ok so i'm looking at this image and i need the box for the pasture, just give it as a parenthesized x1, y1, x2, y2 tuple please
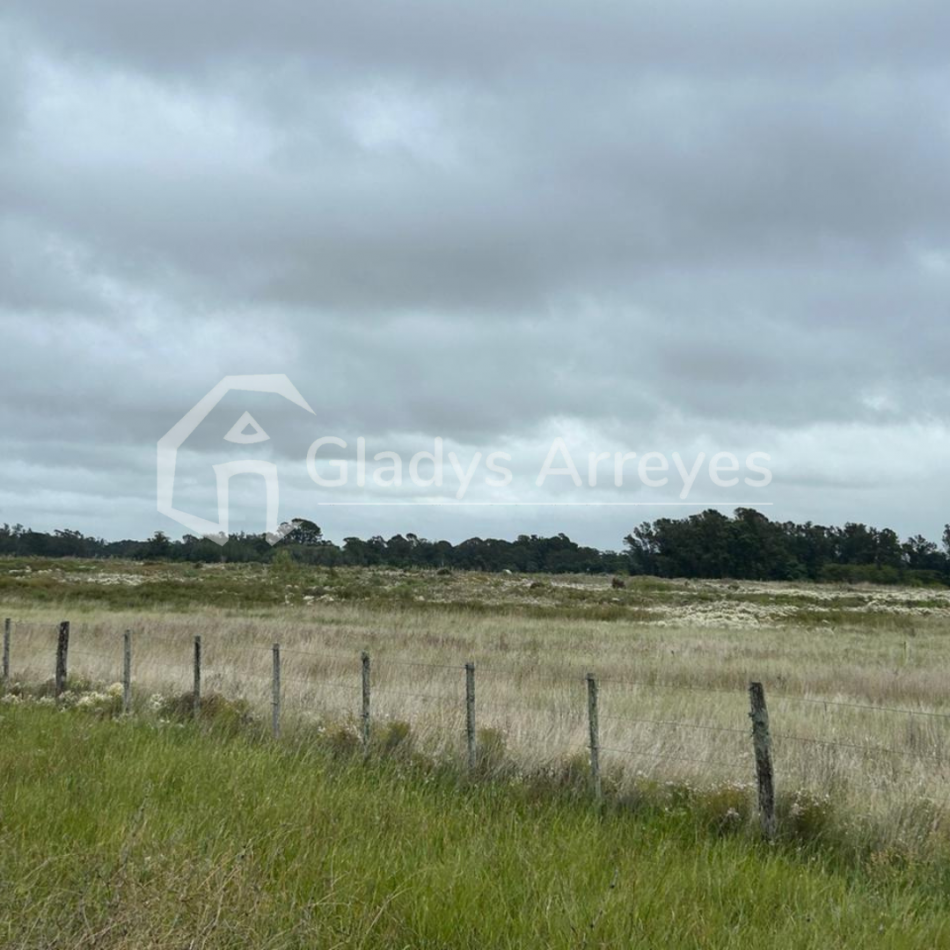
(4, 557, 950, 946)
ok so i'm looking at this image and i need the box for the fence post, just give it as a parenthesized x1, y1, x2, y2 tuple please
(749, 682, 776, 840)
(465, 662, 476, 770)
(122, 630, 132, 715)
(193, 635, 202, 719)
(55, 621, 70, 697)
(361, 651, 371, 752)
(2, 618, 10, 683)
(587, 673, 602, 803)
(272, 644, 281, 740)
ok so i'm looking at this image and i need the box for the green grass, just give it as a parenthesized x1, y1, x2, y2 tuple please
(3, 706, 950, 948)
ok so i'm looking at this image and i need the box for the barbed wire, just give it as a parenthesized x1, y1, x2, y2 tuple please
(599, 714, 749, 737)
(201, 655, 269, 671)
(129, 632, 195, 646)
(373, 688, 460, 703)
(382, 658, 465, 672)
(772, 731, 949, 763)
(599, 677, 742, 697)
(478, 698, 587, 720)
(12, 621, 950, 783)
(281, 675, 360, 693)
(210, 668, 358, 693)
(477, 666, 745, 697)
(475, 666, 586, 686)
(280, 646, 360, 663)
(772, 694, 950, 722)
(280, 696, 358, 712)
(600, 744, 750, 770)
(203, 668, 267, 685)
(67, 649, 118, 661)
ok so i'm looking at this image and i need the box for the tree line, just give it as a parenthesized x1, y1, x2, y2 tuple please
(0, 521, 626, 574)
(626, 508, 950, 585)
(2, 509, 949, 584)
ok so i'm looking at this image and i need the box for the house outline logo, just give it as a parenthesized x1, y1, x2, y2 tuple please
(157, 375, 315, 546)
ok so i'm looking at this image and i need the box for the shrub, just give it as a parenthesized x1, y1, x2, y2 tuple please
(525, 752, 593, 799)
(690, 783, 753, 835)
(71, 683, 125, 718)
(778, 788, 836, 843)
(324, 723, 361, 758)
(375, 719, 413, 757)
(269, 549, 297, 576)
(152, 690, 255, 734)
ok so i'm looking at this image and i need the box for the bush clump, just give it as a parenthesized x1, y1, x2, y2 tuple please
(151, 690, 255, 734)
(375, 719, 413, 757)
(324, 723, 362, 758)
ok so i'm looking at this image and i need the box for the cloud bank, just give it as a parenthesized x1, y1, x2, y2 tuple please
(1, 1, 948, 547)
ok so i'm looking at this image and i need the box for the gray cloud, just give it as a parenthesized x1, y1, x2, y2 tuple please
(1, 1, 949, 547)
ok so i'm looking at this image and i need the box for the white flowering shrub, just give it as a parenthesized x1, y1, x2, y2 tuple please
(0, 682, 123, 717)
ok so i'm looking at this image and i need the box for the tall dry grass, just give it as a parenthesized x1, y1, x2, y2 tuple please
(6, 597, 950, 854)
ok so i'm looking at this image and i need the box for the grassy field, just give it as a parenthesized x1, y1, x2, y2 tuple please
(3, 703, 950, 949)
(4, 556, 950, 946)
(4, 555, 950, 623)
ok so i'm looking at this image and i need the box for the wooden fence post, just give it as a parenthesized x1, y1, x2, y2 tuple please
(193, 635, 202, 719)
(122, 630, 132, 715)
(2, 618, 10, 683)
(55, 621, 70, 697)
(272, 644, 281, 740)
(465, 662, 476, 770)
(749, 682, 776, 840)
(587, 673, 602, 803)
(361, 651, 371, 752)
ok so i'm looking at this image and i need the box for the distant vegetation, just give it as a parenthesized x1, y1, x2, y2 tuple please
(2, 508, 950, 584)
(627, 508, 950, 585)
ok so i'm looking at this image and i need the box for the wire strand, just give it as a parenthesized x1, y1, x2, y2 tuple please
(773, 694, 950, 722)
(772, 731, 949, 763)
(600, 714, 749, 736)
(600, 745, 750, 769)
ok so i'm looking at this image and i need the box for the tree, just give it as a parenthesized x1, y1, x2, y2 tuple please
(145, 530, 171, 560)
(903, 535, 939, 570)
(286, 519, 323, 546)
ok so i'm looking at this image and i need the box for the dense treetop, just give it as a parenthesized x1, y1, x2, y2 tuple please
(2, 511, 949, 585)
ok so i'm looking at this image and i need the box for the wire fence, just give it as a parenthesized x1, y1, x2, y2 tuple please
(5, 618, 950, 835)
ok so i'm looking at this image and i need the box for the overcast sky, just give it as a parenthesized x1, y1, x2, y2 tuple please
(1, 1, 949, 550)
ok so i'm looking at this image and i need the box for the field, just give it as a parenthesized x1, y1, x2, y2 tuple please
(5, 705, 950, 949)
(4, 557, 950, 946)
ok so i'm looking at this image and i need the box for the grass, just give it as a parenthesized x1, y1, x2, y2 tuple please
(3, 703, 950, 949)
(7, 557, 950, 944)
(6, 558, 950, 863)
(4, 556, 949, 627)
